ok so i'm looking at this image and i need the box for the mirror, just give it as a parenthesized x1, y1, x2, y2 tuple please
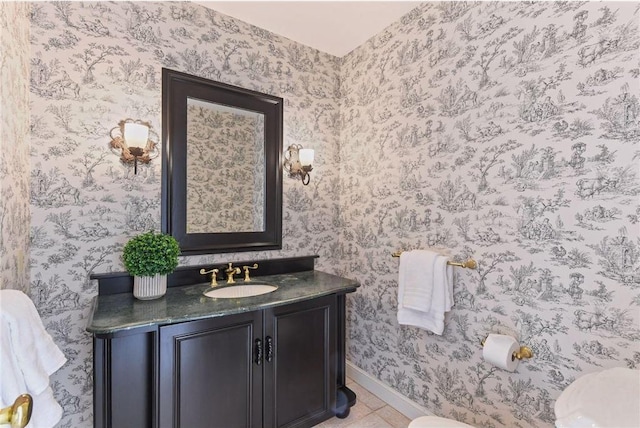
(162, 68, 283, 255)
(186, 99, 265, 233)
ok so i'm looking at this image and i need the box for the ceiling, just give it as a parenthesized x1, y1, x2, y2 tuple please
(194, 1, 421, 57)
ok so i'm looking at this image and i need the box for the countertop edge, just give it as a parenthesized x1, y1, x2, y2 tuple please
(87, 271, 359, 336)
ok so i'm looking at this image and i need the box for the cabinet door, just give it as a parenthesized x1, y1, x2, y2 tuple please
(94, 326, 158, 428)
(264, 295, 337, 428)
(159, 311, 263, 428)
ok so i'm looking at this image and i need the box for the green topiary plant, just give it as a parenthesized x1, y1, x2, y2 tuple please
(122, 231, 180, 277)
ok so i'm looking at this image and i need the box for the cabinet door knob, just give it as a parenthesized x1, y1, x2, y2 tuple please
(265, 336, 273, 363)
(255, 338, 263, 365)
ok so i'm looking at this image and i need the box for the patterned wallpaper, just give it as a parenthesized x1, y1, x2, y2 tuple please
(0, 2, 30, 293)
(339, 2, 639, 427)
(186, 103, 265, 233)
(6, 1, 638, 427)
(28, 2, 339, 426)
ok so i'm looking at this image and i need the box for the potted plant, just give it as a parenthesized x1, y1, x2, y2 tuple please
(123, 231, 180, 300)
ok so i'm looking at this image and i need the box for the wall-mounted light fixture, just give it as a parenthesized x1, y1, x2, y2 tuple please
(283, 144, 314, 185)
(109, 119, 159, 174)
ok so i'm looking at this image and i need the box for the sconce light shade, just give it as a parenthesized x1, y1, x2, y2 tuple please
(283, 144, 314, 185)
(298, 148, 314, 168)
(123, 122, 149, 148)
(109, 119, 159, 174)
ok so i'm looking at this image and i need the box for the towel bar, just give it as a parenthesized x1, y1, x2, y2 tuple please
(391, 252, 477, 269)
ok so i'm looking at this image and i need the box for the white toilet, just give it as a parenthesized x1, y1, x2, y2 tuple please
(554, 367, 639, 428)
(409, 367, 640, 428)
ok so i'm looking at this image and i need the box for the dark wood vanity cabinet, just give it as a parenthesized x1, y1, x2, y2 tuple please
(159, 295, 336, 428)
(264, 296, 336, 428)
(94, 325, 158, 428)
(159, 310, 264, 428)
(94, 295, 338, 428)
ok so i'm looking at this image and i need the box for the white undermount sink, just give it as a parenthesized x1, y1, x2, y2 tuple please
(203, 283, 278, 299)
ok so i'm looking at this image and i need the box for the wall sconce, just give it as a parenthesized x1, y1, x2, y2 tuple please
(283, 144, 314, 185)
(109, 119, 159, 174)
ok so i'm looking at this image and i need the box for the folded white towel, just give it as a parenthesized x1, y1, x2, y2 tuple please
(398, 252, 454, 335)
(399, 250, 438, 311)
(0, 289, 66, 428)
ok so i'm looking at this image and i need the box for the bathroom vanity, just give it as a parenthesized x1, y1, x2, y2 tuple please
(88, 256, 358, 428)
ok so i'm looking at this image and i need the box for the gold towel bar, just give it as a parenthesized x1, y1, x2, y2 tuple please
(391, 252, 477, 269)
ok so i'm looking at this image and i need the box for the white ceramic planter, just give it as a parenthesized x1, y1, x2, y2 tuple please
(133, 274, 167, 300)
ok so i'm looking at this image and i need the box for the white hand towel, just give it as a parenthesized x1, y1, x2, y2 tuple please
(398, 253, 454, 335)
(0, 290, 66, 428)
(0, 322, 63, 428)
(27, 386, 64, 428)
(398, 250, 438, 311)
(0, 290, 67, 393)
(1, 318, 25, 408)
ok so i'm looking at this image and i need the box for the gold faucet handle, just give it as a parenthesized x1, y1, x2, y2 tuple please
(0, 394, 32, 428)
(242, 263, 259, 281)
(199, 268, 219, 287)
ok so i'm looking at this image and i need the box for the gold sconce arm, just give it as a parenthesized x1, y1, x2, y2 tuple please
(0, 394, 32, 428)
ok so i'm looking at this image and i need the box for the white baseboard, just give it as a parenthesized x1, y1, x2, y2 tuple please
(346, 361, 432, 420)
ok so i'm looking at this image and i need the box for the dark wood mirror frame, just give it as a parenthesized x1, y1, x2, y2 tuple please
(161, 68, 283, 255)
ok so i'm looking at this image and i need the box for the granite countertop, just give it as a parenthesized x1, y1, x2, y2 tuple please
(87, 270, 359, 335)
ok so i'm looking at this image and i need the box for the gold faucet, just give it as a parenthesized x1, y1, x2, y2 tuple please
(242, 263, 258, 281)
(225, 263, 241, 284)
(199, 268, 219, 287)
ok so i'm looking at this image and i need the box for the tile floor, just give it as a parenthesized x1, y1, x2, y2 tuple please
(315, 378, 412, 428)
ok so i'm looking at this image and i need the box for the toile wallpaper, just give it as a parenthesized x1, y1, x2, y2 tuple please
(27, 2, 339, 426)
(186, 103, 265, 233)
(338, 2, 639, 427)
(0, 2, 31, 293)
(1, 0, 636, 427)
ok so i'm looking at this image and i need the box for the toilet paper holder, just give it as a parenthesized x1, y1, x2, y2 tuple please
(481, 336, 533, 361)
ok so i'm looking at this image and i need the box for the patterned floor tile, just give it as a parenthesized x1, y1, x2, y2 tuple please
(316, 379, 412, 428)
(375, 405, 412, 428)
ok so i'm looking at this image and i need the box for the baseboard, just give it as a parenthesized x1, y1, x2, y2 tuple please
(346, 361, 432, 420)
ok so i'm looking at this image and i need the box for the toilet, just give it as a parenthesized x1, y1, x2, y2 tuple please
(409, 368, 640, 428)
(554, 367, 639, 428)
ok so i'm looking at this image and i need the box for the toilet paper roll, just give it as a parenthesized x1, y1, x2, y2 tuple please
(483, 333, 520, 372)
